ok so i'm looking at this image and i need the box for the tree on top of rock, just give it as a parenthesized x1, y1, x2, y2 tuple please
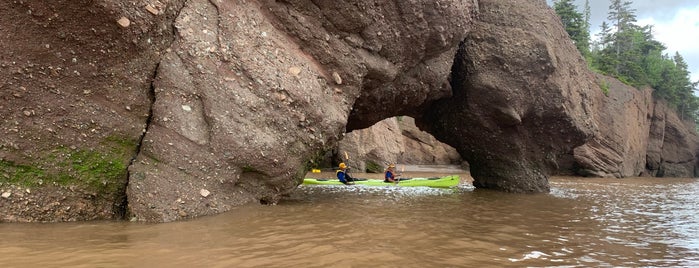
(667, 53, 699, 121)
(606, 0, 637, 77)
(553, 0, 591, 59)
(589, 0, 699, 123)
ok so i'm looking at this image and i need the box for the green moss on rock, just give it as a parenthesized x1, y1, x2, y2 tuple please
(0, 136, 137, 195)
(0, 160, 47, 186)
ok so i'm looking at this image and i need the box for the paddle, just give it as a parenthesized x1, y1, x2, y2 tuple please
(343, 151, 355, 185)
(395, 164, 405, 185)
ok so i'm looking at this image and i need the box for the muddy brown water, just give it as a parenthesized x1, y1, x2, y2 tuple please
(1, 168, 698, 267)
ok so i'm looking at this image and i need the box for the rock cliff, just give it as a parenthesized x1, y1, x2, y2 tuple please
(645, 102, 699, 177)
(1, 0, 475, 222)
(420, 0, 598, 192)
(125, 0, 474, 222)
(1, 0, 697, 223)
(570, 75, 699, 178)
(337, 117, 461, 173)
(571, 75, 653, 178)
(1, 0, 185, 221)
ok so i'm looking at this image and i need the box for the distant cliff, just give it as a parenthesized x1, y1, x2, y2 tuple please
(569, 75, 699, 178)
(337, 117, 462, 173)
(1, 0, 696, 223)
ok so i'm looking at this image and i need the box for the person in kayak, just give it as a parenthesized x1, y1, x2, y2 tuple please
(336, 162, 355, 185)
(384, 164, 400, 183)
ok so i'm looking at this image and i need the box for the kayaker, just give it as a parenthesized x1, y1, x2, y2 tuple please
(384, 164, 400, 183)
(336, 162, 355, 185)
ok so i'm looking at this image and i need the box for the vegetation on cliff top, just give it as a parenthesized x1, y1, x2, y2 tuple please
(553, 0, 699, 122)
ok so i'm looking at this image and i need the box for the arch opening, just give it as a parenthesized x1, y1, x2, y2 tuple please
(304, 116, 468, 183)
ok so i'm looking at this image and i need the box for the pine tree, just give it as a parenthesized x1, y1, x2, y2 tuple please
(553, 0, 590, 57)
(641, 30, 668, 89)
(670, 53, 698, 120)
(564, 0, 699, 123)
(607, 0, 637, 76)
(608, 0, 637, 33)
(591, 21, 616, 75)
(581, 0, 592, 58)
(583, 0, 591, 30)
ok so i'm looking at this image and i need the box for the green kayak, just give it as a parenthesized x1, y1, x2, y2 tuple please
(302, 175, 460, 188)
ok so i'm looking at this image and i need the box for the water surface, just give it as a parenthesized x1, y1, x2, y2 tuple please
(1, 175, 698, 267)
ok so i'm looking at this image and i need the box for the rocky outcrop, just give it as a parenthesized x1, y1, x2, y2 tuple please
(645, 102, 699, 177)
(572, 75, 654, 178)
(2, 0, 698, 223)
(337, 117, 461, 173)
(125, 0, 474, 222)
(558, 73, 699, 178)
(420, 0, 597, 193)
(1, 0, 186, 221)
(337, 118, 403, 173)
(1, 0, 475, 222)
(399, 117, 462, 165)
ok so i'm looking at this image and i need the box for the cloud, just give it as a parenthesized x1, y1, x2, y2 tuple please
(638, 5, 699, 82)
(639, 7, 699, 54)
(634, 0, 698, 21)
(549, 0, 699, 82)
(581, 0, 698, 29)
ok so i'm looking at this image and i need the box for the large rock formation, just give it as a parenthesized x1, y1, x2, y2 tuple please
(125, 0, 475, 222)
(1, 0, 476, 222)
(2, 0, 698, 223)
(399, 117, 462, 165)
(337, 117, 461, 173)
(645, 102, 699, 177)
(0, 0, 186, 221)
(571, 74, 699, 178)
(572, 75, 654, 178)
(420, 0, 597, 193)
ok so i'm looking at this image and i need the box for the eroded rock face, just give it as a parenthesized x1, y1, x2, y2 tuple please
(558, 73, 699, 179)
(399, 117, 462, 165)
(420, 0, 597, 193)
(1, 0, 475, 222)
(338, 118, 404, 173)
(0, 0, 185, 221)
(645, 102, 699, 177)
(572, 75, 654, 178)
(261, 0, 476, 131)
(337, 117, 461, 173)
(126, 0, 475, 222)
(3, 0, 697, 223)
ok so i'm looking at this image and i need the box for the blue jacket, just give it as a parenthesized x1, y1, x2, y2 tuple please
(337, 170, 348, 183)
(385, 170, 395, 182)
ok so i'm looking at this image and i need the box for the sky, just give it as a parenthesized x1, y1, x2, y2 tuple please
(547, 0, 699, 82)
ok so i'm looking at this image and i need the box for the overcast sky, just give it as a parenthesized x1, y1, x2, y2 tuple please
(547, 0, 699, 82)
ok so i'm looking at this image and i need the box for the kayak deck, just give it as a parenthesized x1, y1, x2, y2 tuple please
(302, 175, 460, 188)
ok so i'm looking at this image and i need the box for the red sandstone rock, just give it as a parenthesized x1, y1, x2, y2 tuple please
(1, 0, 697, 223)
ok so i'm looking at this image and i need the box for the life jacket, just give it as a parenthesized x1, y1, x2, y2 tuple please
(384, 170, 394, 182)
(336, 169, 346, 182)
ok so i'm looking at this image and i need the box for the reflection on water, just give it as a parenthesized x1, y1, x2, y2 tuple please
(1, 176, 698, 267)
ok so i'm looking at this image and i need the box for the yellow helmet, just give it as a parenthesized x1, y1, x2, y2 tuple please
(388, 163, 395, 168)
(339, 162, 347, 169)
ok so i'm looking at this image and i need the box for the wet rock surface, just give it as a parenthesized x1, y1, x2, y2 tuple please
(1, 0, 475, 222)
(645, 102, 699, 177)
(570, 75, 654, 178)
